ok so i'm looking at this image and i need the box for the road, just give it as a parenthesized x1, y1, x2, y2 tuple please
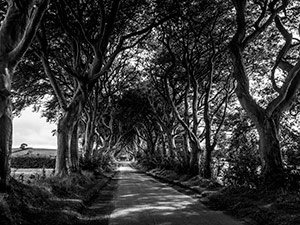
(109, 163, 246, 225)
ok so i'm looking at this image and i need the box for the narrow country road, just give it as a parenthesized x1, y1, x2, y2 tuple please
(109, 163, 246, 225)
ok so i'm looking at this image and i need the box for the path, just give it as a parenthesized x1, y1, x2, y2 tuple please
(109, 163, 246, 225)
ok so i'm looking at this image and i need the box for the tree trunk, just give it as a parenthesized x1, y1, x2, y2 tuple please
(183, 133, 190, 168)
(56, 112, 71, 176)
(166, 130, 175, 159)
(69, 122, 79, 173)
(161, 135, 167, 157)
(189, 141, 200, 175)
(84, 135, 94, 161)
(0, 0, 49, 192)
(0, 91, 12, 192)
(228, 0, 291, 185)
(257, 116, 284, 181)
(56, 90, 84, 176)
(83, 112, 96, 162)
(201, 146, 213, 179)
(146, 138, 154, 157)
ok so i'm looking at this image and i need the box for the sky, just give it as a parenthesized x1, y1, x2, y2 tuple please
(13, 107, 57, 149)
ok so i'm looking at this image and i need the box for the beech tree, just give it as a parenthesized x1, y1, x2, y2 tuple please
(146, 0, 234, 177)
(26, 0, 178, 176)
(82, 50, 141, 161)
(113, 87, 165, 164)
(229, 0, 300, 181)
(0, 0, 49, 191)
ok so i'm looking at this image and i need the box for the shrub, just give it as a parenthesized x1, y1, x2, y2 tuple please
(11, 156, 55, 168)
(222, 117, 261, 188)
(79, 153, 115, 173)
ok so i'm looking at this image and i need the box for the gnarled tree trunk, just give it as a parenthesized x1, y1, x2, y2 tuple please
(69, 122, 79, 173)
(0, 69, 12, 191)
(56, 89, 85, 176)
(56, 112, 70, 176)
(189, 141, 200, 175)
(166, 130, 175, 159)
(229, 0, 290, 183)
(0, 0, 49, 191)
(256, 116, 283, 181)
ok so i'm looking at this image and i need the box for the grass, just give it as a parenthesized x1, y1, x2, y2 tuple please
(12, 148, 57, 158)
(0, 170, 114, 225)
(137, 163, 300, 225)
(207, 186, 300, 225)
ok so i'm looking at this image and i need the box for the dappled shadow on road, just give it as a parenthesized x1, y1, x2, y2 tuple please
(110, 166, 244, 225)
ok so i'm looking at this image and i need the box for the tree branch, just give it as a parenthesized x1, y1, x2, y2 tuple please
(9, 0, 49, 64)
(40, 55, 68, 110)
(270, 15, 292, 93)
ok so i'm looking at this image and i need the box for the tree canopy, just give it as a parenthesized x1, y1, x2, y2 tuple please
(1, 0, 300, 191)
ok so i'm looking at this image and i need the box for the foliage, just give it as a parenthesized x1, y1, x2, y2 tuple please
(0, 171, 111, 225)
(5, 0, 300, 195)
(113, 88, 155, 146)
(11, 157, 55, 169)
(280, 114, 300, 169)
(208, 186, 300, 225)
(222, 116, 261, 188)
(79, 153, 115, 173)
(39, 171, 95, 198)
(20, 143, 28, 150)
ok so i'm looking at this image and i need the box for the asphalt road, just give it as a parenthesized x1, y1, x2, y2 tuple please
(109, 163, 246, 225)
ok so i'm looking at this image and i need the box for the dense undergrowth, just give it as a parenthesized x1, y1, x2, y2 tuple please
(207, 186, 300, 225)
(0, 169, 115, 225)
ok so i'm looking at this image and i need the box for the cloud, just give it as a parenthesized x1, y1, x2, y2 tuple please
(13, 107, 57, 149)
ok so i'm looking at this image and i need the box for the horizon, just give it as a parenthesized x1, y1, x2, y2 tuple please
(13, 107, 57, 149)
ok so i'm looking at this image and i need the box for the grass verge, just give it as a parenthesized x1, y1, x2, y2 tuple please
(136, 164, 300, 225)
(0, 170, 115, 225)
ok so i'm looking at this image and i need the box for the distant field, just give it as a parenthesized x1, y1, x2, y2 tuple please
(10, 148, 56, 182)
(12, 148, 57, 158)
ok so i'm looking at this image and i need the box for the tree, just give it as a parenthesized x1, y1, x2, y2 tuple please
(20, 143, 28, 150)
(146, 0, 233, 177)
(0, 0, 49, 192)
(229, 0, 300, 182)
(28, 0, 178, 176)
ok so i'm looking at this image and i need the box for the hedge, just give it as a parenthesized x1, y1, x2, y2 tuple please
(11, 156, 55, 168)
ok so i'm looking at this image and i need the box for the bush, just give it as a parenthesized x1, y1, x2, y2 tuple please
(222, 117, 261, 188)
(79, 153, 115, 173)
(39, 172, 94, 198)
(223, 147, 261, 187)
(11, 156, 55, 168)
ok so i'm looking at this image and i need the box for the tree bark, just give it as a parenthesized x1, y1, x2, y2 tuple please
(55, 89, 85, 176)
(201, 146, 213, 179)
(161, 135, 167, 157)
(189, 141, 200, 175)
(257, 116, 283, 181)
(69, 122, 79, 173)
(166, 130, 175, 159)
(229, 0, 287, 182)
(56, 113, 70, 176)
(182, 133, 190, 167)
(83, 108, 97, 162)
(0, 89, 12, 191)
(0, 0, 49, 191)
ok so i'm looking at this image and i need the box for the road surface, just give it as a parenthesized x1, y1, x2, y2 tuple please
(109, 163, 246, 225)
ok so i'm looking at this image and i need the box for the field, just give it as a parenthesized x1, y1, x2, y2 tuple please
(11, 148, 57, 183)
(12, 148, 57, 158)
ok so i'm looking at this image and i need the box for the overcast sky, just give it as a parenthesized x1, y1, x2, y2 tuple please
(13, 107, 57, 149)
